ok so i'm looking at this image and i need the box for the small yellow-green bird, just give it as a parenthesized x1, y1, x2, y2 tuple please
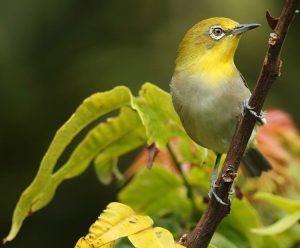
(170, 17, 271, 204)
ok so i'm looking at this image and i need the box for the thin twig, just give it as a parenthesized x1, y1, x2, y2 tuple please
(166, 144, 197, 212)
(185, 0, 299, 247)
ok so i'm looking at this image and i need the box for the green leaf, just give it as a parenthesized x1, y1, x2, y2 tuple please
(260, 236, 283, 248)
(94, 158, 120, 185)
(132, 83, 186, 149)
(94, 121, 146, 185)
(186, 166, 211, 191)
(254, 192, 300, 213)
(251, 211, 300, 235)
(211, 233, 238, 248)
(35, 107, 143, 210)
(5, 86, 133, 242)
(115, 238, 134, 248)
(118, 166, 192, 220)
(186, 150, 219, 185)
(176, 137, 208, 165)
(219, 199, 263, 248)
(6, 83, 208, 243)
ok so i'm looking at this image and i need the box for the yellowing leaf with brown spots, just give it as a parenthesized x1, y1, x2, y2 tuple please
(75, 237, 114, 248)
(128, 227, 176, 248)
(74, 202, 153, 248)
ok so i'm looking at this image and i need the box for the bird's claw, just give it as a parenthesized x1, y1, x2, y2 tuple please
(208, 180, 231, 206)
(243, 100, 266, 125)
(229, 185, 235, 195)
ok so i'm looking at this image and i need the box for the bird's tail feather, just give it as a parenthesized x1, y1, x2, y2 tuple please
(242, 148, 272, 177)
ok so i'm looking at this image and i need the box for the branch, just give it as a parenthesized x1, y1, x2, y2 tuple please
(185, 1, 299, 247)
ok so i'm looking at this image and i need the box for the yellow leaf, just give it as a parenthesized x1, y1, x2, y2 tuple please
(93, 215, 153, 247)
(74, 237, 114, 248)
(74, 202, 153, 248)
(128, 227, 176, 248)
(153, 227, 176, 248)
(75, 237, 91, 248)
(87, 202, 135, 240)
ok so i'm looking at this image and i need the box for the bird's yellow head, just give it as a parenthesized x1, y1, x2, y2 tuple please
(175, 17, 260, 80)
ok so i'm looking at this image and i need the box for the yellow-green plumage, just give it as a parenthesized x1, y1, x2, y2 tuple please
(170, 17, 271, 177)
(171, 17, 251, 153)
(175, 18, 240, 80)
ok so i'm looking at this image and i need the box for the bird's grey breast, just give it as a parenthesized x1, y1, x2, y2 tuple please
(170, 72, 251, 153)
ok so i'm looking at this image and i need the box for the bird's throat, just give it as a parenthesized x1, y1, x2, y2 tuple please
(175, 35, 240, 86)
(175, 55, 238, 87)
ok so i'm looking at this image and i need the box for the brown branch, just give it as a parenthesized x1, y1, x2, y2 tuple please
(185, 1, 299, 247)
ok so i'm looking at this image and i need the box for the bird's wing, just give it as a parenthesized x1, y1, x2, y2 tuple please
(239, 71, 250, 89)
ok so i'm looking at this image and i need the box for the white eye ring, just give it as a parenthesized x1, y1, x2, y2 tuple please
(209, 26, 225, 40)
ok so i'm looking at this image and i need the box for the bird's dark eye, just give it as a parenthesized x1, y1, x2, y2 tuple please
(212, 27, 223, 36)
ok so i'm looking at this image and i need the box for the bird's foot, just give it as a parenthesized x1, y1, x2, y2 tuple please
(229, 185, 235, 195)
(243, 100, 266, 125)
(208, 180, 231, 206)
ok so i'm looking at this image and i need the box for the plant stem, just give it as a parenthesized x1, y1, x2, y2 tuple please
(166, 143, 197, 212)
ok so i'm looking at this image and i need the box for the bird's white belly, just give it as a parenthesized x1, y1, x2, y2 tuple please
(171, 73, 251, 153)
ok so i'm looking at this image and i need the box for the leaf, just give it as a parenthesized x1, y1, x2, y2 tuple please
(132, 83, 186, 149)
(6, 83, 206, 243)
(115, 237, 135, 248)
(94, 121, 146, 184)
(172, 137, 208, 165)
(93, 215, 153, 247)
(186, 166, 211, 191)
(5, 86, 133, 242)
(211, 233, 238, 248)
(64, 107, 142, 179)
(151, 216, 183, 240)
(95, 158, 121, 185)
(218, 199, 263, 248)
(74, 202, 153, 248)
(31, 107, 143, 213)
(118, 166, 192, 220)
(260, 236, 282, 248)
(74, 202, 185, 248)
(75, 237, 114, 248)
(251, 211, 300, 235)
(128, 227, 176, 248)
(254, 192, 300, 213)
(185, 150, 218, 195)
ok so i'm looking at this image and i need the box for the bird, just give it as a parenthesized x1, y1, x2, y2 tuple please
(170, 17, 272, 205)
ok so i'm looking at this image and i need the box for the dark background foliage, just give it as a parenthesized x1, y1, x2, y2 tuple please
(1, 1, 299, 247)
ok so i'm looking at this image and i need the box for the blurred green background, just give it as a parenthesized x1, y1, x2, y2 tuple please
(1, 0, 299, 247)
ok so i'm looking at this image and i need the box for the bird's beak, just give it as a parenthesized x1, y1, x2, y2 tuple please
(230, 23, 260, 35)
